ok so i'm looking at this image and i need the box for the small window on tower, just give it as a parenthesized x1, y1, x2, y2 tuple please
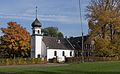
(38, 30, 40, 34)
(33, 30, 35, 34)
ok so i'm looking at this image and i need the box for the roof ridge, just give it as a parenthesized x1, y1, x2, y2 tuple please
(65, 38, 75, 49)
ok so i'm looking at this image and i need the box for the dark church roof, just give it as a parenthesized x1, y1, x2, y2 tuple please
(31, 18, 42, 27)
(68, 35, 91, 50)
(43, 36, 74, 50)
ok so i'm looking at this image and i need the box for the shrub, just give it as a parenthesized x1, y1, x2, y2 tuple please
(65, 56, 120, 63)
(0, 58, 47, 65)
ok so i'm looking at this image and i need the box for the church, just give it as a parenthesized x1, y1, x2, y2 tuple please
(30, 17, 75, 62)
(30, 7, 93, 62)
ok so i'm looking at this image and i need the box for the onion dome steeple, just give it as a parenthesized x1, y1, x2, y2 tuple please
(31, 6, 42, 28)
(32, 18, 42, 27)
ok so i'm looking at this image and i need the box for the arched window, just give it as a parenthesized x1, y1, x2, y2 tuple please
(38, 30, 40, 34)
(33, 30, 35, 34)
(70, 51, 72, 56)
(38, 54, 40, 58)
(62, 51, 65, 56)
(54, 51, 57, 56)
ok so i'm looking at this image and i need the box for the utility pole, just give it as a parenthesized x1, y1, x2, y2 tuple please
(79, 0, 84, 63)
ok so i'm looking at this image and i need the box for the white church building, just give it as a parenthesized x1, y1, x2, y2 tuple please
(30, 14, 75, 62)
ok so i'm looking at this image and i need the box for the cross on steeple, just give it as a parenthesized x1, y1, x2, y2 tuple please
(36, 6, 38, 18)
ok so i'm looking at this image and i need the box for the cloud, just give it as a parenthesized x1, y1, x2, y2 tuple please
(0, 0, 89, 25)
(41, 15, 80, 24)
(0, 12, 87, 25)
(0, 0, 89, 36)
(0, 12, 34, 20)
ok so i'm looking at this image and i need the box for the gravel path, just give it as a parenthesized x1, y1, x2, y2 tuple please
(0, 63, 68, 68)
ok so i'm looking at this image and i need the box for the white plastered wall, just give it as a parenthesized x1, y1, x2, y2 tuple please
(47, 49, 74, 62)
(35, 36, 42, 58)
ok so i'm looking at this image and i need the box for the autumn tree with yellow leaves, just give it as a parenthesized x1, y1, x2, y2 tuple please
(0, 22, 31, 58)
(86, 0, 120, 57)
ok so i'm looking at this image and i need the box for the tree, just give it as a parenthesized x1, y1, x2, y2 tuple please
(86, 0, 120, 57)
(0, 36, 8, 58)
(42, 27, 64, 38)
(0, 22, 31, 58)
(57, 32, 64, 38)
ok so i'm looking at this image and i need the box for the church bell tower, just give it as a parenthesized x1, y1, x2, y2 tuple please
(31, 6, 43, 58)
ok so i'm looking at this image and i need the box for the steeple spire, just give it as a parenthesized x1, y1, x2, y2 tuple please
(36, 6, 38, 18)
(31, 5, 42, 28)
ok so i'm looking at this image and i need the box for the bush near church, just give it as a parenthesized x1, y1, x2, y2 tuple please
(65, 56, 120, 63)
(0, 58, 47, 65)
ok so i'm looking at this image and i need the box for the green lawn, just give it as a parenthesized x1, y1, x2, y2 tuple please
(0, 61, 120, 74)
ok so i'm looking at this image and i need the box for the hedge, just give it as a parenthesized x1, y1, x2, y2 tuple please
(65, 56, 120, 63)
(0, 58, 47, 65)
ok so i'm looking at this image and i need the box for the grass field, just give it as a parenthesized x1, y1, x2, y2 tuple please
(0, 61, 120, 74)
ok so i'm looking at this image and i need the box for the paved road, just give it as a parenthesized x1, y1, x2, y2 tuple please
(0, 63, 68, 68)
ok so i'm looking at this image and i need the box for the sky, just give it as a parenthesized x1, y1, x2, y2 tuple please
(0, 0, 90, 37)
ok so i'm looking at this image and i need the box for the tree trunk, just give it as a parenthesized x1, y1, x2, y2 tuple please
(109, 24, 113, 41)
(101, 25, 106, 39)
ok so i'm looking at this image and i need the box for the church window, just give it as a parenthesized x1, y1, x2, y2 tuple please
(33, 30, 35, 34)
(54, 51, 57, 56)
(70, 51, 72, 56)
(62, 51, 65, 56)
(38, 54, 40, 58)
(38, 30, 40, 34)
